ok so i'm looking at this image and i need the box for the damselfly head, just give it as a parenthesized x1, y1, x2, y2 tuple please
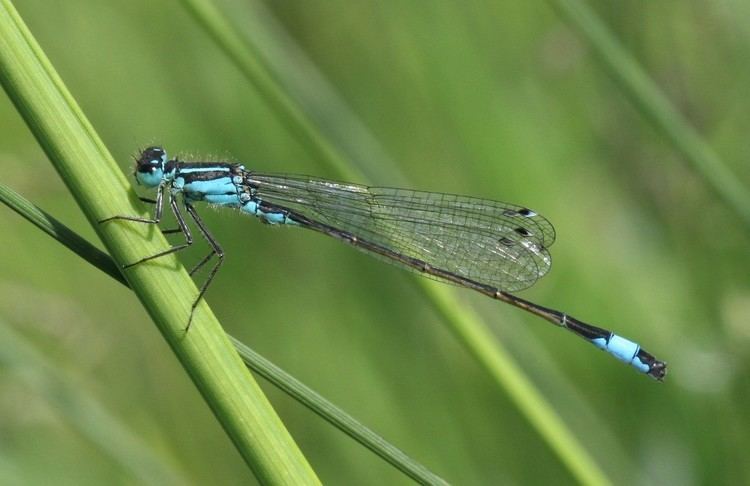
(134, 146, 167, 187)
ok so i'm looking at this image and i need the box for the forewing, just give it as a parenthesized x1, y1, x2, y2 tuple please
(247, 173, 554, 291)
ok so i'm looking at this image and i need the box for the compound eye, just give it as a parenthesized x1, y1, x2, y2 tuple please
(134, 147, 167, 187)
(145, 146, 166, 164)
(136, 146, 168, 173)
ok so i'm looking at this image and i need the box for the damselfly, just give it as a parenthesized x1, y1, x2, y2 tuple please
(101, 147, 667, 380)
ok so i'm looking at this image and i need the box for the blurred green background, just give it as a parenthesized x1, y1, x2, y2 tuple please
(1, 0, 749, 484)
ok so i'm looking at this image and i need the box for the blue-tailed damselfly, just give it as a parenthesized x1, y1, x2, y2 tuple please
(100, 147, 667, 380)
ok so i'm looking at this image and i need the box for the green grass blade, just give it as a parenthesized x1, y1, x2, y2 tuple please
(179, 1, 612, 485)
(549, 0, 750, 228)
(0, 1, 318, 483)
(0, 183, 128, 286)
(0, 184, 447, 485)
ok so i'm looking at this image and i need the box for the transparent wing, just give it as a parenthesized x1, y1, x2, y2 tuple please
(246, 173, 555, 291)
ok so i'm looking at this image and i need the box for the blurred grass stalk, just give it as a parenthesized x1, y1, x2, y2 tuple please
(550, 0, 750, 227)
(0, 1, 319, 483)
(181, 0, 613, 485)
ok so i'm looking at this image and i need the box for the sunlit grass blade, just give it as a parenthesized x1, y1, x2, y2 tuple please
(549, 0, 750, 228)
(0, 183, 448, 485)
(179, 1, 612, 485)
(0, 1, 318, 483)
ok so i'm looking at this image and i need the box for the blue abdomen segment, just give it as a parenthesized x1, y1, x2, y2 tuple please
(241, 199, 298, 225)
(592, 334, 651, 374)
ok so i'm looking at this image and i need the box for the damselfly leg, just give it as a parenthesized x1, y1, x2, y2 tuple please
(100, 187, 222, 329)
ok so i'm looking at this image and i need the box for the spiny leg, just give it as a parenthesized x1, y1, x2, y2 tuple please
(100, 188, 215, 330)
(99, 185, 191, 266)
(99, 185, 166, 225)
(188, 251, 216, 277)
(122, 192, 194, 269)
(183, 202, 224, 331)
(139, 196, 181, 234)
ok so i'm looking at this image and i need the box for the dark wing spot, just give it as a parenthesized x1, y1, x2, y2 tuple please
(498, 236, 515, 247)
(504, 208, 535, 218)
(514, 227, 532, 237)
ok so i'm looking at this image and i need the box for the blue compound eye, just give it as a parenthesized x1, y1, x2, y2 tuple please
(134, 146, 167, 187)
